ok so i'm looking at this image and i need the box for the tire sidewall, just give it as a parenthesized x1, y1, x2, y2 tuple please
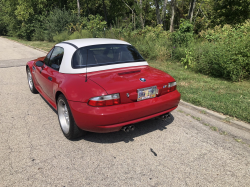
(26, 67, 38, 93)
(57, 95, 82, 140)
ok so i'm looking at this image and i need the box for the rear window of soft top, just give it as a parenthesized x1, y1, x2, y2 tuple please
(72, 44, 145, 69)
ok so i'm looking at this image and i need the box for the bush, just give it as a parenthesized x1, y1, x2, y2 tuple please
(171, 19, 194, 47)
(122, 25, 171, 61)
(69, 30, 92, 40)
(32, 15, 46, 41)
(182, 23, 250, 81)
(45, 8, 78, 41)
(83, 15, 107, 38)
(53, 31, 70, 43)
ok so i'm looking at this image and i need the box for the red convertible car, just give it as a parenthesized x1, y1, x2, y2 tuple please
(26, 38, 180, 140)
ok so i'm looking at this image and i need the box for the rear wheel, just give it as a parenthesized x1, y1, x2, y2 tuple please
(57, 94, 86, 140)
(26, 67, 38, 94)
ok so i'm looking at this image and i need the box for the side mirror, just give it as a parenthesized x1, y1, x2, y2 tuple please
(36, 61, 44, 67)
(51, 64, 60, 71)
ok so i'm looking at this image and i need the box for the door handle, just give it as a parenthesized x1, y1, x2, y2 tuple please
(48, 77, 52, 81)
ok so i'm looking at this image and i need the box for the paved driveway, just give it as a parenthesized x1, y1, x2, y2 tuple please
(0, 37, 250, 186)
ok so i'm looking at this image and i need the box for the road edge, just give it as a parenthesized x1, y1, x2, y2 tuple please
(179, 100, 250, 132)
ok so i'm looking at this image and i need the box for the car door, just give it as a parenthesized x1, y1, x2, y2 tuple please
(35, 47, 64, 101)
(34, 47, 54, 91)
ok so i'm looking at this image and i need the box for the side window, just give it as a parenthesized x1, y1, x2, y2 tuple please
(72, 48, 87, 68)
(44, 47, 54, 66)
(48, 47, 64, 70)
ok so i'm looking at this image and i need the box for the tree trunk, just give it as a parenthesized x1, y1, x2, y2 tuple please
(170, 0, 176, 32)
(122, 0, 136, 30)
(154, 0, 161, 25)
(102, 0, 108, 23)
(161, 0, 168, 30)
(140, 0, 144, 29)
(77, 0, 80, 18)
(188, 0, 196, 23)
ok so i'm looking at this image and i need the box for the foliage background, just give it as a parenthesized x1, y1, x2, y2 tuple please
(1, 0, 250, 82)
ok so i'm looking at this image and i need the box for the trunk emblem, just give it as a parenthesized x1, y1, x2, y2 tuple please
(126, 93, 130, 98)
(140, 78, 146, 82)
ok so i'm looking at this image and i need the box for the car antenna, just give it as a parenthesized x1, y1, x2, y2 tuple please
(85, 50, 88, 82)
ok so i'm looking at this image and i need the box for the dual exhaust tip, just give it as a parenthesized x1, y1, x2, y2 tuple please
(121, 113, 171, 132)
(156, 113, 171, 121)
(121, 125, 135, 133)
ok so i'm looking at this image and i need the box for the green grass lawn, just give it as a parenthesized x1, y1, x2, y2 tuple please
(7, 37, 250, 123)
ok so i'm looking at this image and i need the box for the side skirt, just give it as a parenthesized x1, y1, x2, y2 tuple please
(35, 84, 57, 110)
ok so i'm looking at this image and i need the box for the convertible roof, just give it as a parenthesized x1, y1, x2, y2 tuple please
(60, 38, 130, 49)
(56, 38, 148, 74)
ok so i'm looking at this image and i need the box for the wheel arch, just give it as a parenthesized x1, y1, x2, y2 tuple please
(26, 65, 31, 72)
(55, 91, 64, 105)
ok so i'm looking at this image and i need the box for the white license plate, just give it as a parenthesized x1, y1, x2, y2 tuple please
(137, 86, 157, 101)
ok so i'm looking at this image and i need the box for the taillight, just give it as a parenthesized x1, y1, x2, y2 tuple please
(88, 93, 120, 107)
(167, 82, 177, 92)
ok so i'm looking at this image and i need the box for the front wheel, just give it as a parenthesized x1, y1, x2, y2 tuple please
(26, 67, 38, 94)
(57, 94, 86, 140)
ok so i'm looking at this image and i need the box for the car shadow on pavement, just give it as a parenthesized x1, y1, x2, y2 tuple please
(76, 114, 174, 144)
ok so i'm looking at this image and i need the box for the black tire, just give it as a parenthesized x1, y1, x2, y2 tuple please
(26, 67, 38, 94)
(57, 94, 86, 140)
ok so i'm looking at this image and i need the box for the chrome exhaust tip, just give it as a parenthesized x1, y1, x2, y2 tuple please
(156, 113, 171, 121)
(129, 125, 135, 131)
(121, 125, 135, 132)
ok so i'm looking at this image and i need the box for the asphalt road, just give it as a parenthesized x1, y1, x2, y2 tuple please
(0, 37, 250, 187)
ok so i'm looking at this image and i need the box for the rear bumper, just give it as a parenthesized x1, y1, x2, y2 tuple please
(69, 90, 181, 133)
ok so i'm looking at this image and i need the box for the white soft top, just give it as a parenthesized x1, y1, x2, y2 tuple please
(62, 38, 130, 48)
(56, 38, 148, 74)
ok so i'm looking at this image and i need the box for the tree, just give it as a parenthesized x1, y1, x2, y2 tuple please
(187, 0, 196, 23)
(77, 0, 80, 18)
(154, 0, 161, 24)
(161, 0, 168, 29)
(139, 0, 144, 29)
(212, 0, 250, 26)
(102, 0, 108, 23)
(170, 0, 176, 32)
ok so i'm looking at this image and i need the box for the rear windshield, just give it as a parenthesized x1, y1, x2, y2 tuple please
(72, 44, 145, 69)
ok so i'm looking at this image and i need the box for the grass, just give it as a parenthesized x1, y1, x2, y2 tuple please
(6, 37, 250, 124)
(191, 116, 201, 121)
(210, 126, 218, 131)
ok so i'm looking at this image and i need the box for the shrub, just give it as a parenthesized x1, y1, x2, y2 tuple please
(171, 19, 194, 47)
(83, 15, 107, 38)
(69, 30, 92, 40)
(32, 15, 46, 41)
(178, 20, 250, 81)
(53, 31, 70, 43)
(45, 8, 78, 41)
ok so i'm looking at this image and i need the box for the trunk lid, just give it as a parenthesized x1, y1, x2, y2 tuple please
(88, 65, 175, 104)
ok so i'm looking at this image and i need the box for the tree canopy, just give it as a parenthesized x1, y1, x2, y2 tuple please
(1, 0, 250, 39)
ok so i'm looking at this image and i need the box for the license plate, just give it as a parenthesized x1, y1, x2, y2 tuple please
(137, 86, 157, 101)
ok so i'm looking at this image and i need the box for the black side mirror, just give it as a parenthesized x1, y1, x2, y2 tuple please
(36, 61, 44, 67)
(51, 64, 60, 71)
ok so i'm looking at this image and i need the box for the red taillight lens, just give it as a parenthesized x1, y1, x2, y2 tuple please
(88, 93, 120, 107)
(167, 82, 177, 93)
